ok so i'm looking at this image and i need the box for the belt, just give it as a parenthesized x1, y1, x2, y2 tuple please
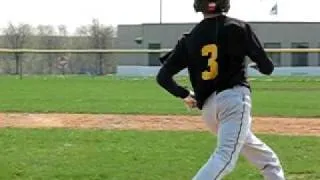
(216, 85, 242, 95)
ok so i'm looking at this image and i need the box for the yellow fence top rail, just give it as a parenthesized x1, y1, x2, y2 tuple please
(0, 48, 319, 54)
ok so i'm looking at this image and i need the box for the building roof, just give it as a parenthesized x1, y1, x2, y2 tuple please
(118, 21, 320, 27)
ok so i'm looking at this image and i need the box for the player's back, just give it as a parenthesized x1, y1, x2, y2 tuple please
(185, 15, 250, 109)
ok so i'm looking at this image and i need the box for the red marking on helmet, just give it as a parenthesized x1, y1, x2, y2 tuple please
(208, 2, 216, 12)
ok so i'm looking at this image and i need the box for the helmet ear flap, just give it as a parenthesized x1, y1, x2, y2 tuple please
(193, 0, 203, 12)
(216, 0, 230, 12)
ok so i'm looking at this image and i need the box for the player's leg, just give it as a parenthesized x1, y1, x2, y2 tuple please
(241, 131, 286, 180)
(193, 86, 252, 180)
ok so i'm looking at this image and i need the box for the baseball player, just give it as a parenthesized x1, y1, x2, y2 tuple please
(156, 0, 285, 179)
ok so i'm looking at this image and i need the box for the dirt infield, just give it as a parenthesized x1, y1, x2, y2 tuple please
(0, 113, 319, 136)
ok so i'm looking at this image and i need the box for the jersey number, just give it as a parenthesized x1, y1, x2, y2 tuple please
(201, 44, 218, 80)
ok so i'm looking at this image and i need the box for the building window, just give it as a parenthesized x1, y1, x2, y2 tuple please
(318, 43, 320, 66)
(291, 43, 309, 67)
(264, 43, 281, 67)
(148, 43, 161, 66)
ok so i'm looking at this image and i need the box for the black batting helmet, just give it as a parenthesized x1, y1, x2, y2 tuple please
(194, 0, 230, 13)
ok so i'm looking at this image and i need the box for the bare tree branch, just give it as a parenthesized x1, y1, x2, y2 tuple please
(2, 23, 33, 75)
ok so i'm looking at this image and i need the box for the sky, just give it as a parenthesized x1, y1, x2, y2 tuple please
(0, 0, 319, 33)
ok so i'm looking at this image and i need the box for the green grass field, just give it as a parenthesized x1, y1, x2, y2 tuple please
(0, 75, 320, 117)
(0, 75, 319, 179)
(0, 129, 319, 180)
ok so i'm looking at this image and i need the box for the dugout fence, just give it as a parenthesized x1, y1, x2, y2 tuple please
(0, 48, 319, 79)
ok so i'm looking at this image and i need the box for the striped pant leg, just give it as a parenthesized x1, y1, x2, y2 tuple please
(193, 88, 252, 180)
(241, 132, 286, 180)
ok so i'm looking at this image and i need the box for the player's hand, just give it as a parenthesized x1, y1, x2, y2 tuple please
(183, 90, 197, 111)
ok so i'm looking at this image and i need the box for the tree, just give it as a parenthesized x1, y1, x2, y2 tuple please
(75, 19, 115, 75)
(58, 25, 68, 36)
(36, 25, 69, 74)
(57, 25, 70, 74)
(36, 25, 56, 74)
(3, 23, 33, 75)
(73, 26, 91, 74)
(89, 19, 114, 75)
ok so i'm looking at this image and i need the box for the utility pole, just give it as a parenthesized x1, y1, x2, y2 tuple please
(160, 0, 163, 24)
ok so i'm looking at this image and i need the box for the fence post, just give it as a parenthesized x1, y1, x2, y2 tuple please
(19, 53, 23, 80)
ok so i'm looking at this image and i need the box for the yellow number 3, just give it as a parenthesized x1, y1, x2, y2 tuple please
(201, 44, 218, 80)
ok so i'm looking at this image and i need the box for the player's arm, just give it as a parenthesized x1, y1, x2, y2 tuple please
(159, 50, 172, 65)
(156, 36, 190, 99)
(244, 24, 274, 75)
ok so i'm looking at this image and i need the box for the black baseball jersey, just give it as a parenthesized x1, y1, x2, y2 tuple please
(156, 15, 274, 109)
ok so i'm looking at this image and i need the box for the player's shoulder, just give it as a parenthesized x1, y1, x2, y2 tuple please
(223, 16, 249, 31)
(174, 32, 190, 47)
(187, 18, 209, 37)
(221, 16, 254, 39)
(181, 32, 191, 40)
(190, 15, 250, 33)
(172, 31, 192, 50)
